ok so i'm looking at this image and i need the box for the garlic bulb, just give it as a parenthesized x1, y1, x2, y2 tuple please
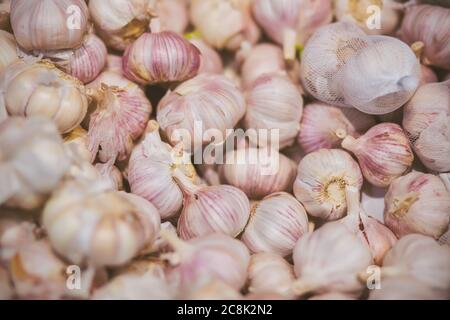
(0, 265, 13, 300)
(89, 0, 152, 51)
(128, 120, 200, 220)
(189, 38, 223, 75)
(244, 74, 304, 149)
(0, 216, 36, 262)
(162, 232, 250, 291)
(0, 60, 88, 133)
(240, 43, 286, 89)
(0, 30, 18, 73)
(95, 162, 124, 191)
(292, 223, 373, 297)
(0, 117, 70, 210)
(399, 5, 450, 70)
(384, 172, 450, 239)
(241, 192, 309, 257)
(190, 0, 260, 51)
(221, 148, 297, 199)
(247, 252, 295, 296)
(342, 123, 414, 188)
(403, 81, 450, 172)
(252, 0, 333, 60)
(42, 180, 161, 267)
(157, 73, 246, 152)
(86, 71, 152, 163)
(293, 149, 363, 220)
(175, 171, 250, 240)
(154, 0, 188, 34)
(298, 102, 376, 154)
(0, 0, 10, 31)
(380, 234, 450, 294)
(11, 0, 89, 52)
(181, 279, 243, 300)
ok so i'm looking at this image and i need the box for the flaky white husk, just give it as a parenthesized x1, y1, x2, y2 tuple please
(384, 172, 450, 239)
(247, 252, 296, 296)
(241, 192, 308, 257)
(0, 30, 18, 73)
(292, 223, 373, 297)
(244, 74, 304, 149)
(189, 38, 224, 75)
(0, 117, 70, 210)
(403, 81, 450, 172)
(293, 149, 363, 221)
(380, 234, 450, 295)
(42, 180, 161, 267)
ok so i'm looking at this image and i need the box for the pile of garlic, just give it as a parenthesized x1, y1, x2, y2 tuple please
(0, 0, 449, 301)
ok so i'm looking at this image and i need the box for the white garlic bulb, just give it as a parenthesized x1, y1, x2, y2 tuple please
(0, 30, 18, 73)
(292, 223, 373, 297)
(403, 81, 450, 173)
(241, 192, 309, 257)
(384, 172, 450, 239)
(0, 117, 70, 210)
(247, 252, 295, 296)
(293, 149, 363, 220)
(0, 60, 88, 133)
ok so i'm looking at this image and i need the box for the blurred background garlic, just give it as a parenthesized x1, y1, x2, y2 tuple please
(309, 292, 356, 300)
(241, 192, 309, 257)
(0, 117, 70, 210)
(181, 278, 243, 300)
(294, 149, 363, 221)
(189, 0, 260, 51)
(63, 127, 92, 163)
(0, 214, 37, 263)
(89, 0, 152, 51)
(384, 172, 450, 239)
(189, 38, 224, 75)
(153, 0, 188, 34)
(244, 74, 303, 149)
(86, 71, 152, 163)
(0, 265, 13, 299)
(298, 102, 376, 153)
(403, 81, 450, 172)
(415, 0, 450, 7)
(252, 0, 333, 60)
(0, 30, 18, 73)
(95, 162, 124, 191)
(0, 0, 10, 31)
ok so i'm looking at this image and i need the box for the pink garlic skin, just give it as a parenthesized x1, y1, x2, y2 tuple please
(342, 123, 414, 188)
(189, 38, 224, 74)
(105, 54, 124, 75)
(123, 31, 200, 85)
(155, 0, 189, 34)
(419, 64, 438, 85)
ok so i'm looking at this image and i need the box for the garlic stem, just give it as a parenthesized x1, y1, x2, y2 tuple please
(283, 28, 297, 61)
(411, 41, 425, 59)
(341, 135, 358, 152)
(335, 128, 348, 139)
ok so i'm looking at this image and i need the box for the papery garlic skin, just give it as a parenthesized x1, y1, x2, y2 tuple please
(0, 117, 70, 210)
(244, 74, 303, 149)
(342, 123, 414, 188)
(403, 81, 450, 172)
(95, 162, 124, 191)
(42, 180, 161, 267)
(247, 252, 295, 296)
(384, 172, 450, 239)
(0, 216, 36, 263)
(241, 192, 308, 257)
(11, 0, 89, 52)
(89, 0, 152, 51)
(399, 5, 450, 70)
(294, 149, 363, 220)
(189, 38, 224, 75)
(64, 127, 92, 163)
(154, 0, 188, 34)
(292, 223, 373, 296)
(419, 65, 438, 85)
(298, 102, 376, 154)
(86, 72, 152, 163)
(0, 30, 18, 73)
(105, 54, 124, 75)
(1, 61, 88, 133)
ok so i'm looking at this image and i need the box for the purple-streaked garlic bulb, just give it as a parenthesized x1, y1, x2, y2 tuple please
(403, 81, 450, 172)
(189, 0, 260, 51)
(341, 123, 414, 188)
(241, 192, 309, 257)
(252, 0, 333, 60)
(221, 147, 297, 199)
(123, 21, 200, 85)
(294, 149, 363, 221)
(189, 38, 223, 75)
(42, 180, 161, 267)
(0, 117, 71, 210)
(379, 234, 450, 295)
(11, 0, 89, 52)
(154, 0, 188, 34)
(244, 74, 304, 149)
(162, 232, 250, 291)
(89, 0, 152, 51)
(175, 171, 250, 240)
(292, 223, 373, 297)
(128, 120, 200, 220)
(0, 30, 18, 73)
(0, 0, 10, 31)
(384, 172, 450, 239)
(298, 102, 376, 154)
(86, 71, 152, 163)
(399, 5, 450, 70)
(247, 252, 296, 296)
(157, 73, 246, 153)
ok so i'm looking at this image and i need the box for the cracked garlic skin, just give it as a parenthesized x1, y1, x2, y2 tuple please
(384, 172, 450, 240)
(294, 149, 363, 221)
